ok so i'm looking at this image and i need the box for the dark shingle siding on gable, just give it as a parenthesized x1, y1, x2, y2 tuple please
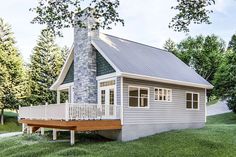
(62, 61, 74, 85)
(96, 50, 115, 76)
(61, 49, 115, 84)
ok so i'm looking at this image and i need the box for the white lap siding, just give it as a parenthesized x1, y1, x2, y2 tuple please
(123, 78, 206, 125)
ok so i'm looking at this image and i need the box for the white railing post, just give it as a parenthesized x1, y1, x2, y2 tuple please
(45, 102, 48, 120)
(65, 100, 69, 121)
(18, 105, 21, 120)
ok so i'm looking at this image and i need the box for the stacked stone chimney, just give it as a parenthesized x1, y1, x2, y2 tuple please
(73, 13, 99, 103)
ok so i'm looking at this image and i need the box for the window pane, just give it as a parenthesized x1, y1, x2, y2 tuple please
(140, 98, 148, 107)
(163, 89, 167, 100)
(186, 93, 192, 101)
(159, 89, 163, 100)
(193, 102, 198, 109)
(186, 101, 192, 109)
(129, 87, 138, 97)
(129, 97, 138, 107)
(101, 90, 105, 105)
(109, 89, 114, 105)
(140, 88, 148, 97)
(193, 94, 198, 101)
(100, 80, 115, 87)
(155, 88, 158, 94)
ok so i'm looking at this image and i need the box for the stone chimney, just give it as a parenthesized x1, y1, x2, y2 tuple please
(73, 12, 99, 103)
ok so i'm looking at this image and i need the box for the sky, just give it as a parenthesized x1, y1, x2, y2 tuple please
(0, 0, 236, 63)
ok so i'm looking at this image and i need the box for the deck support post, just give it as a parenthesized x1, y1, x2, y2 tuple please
(57, 90, 60, 104)
(26, 126, 30, 134)
(41, 127, 45, 135)
(70, 130, 75, 145)
(22, 123, 25, 133)
(28, 126, 32, 134)
(53, 129, 57, 140)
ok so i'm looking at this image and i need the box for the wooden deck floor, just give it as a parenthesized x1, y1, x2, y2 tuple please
(19, 119, 122, 131)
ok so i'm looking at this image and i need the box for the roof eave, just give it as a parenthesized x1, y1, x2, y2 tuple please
(118, 72, 214, 89)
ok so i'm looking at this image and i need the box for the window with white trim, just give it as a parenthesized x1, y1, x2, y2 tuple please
(129, 86, 149, 107)
(186, 92, 199, 109)
(154, 88, 172, 102)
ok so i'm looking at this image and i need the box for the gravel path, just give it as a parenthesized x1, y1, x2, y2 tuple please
(0, 132, 22, 138)
(207, 100, 231, 116)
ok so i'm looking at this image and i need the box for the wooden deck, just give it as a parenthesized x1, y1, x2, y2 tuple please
(19, 119, 122, 132)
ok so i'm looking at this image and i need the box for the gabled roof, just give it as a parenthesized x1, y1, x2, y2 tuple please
(50, 46, 74, 90)
(92, 33, 213, 89)
(51, 33, 213, 90)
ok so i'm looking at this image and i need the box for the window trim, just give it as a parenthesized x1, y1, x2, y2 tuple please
(154, 87, 172, 102)
(128, 85, 150, 109)
(185, 92, 200, 110)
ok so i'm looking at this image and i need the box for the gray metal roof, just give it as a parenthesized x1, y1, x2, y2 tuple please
(92, 33, 212, 88)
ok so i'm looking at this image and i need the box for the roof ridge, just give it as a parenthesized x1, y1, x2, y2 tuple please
(101, 33, 171, 53)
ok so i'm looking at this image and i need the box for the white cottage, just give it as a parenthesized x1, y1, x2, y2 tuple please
(19, 15, 213, 145)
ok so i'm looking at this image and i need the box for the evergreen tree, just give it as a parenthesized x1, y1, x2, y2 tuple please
(61, 46, 70, 61)
(29, 30, 64, 105)
(0, 18, 27, 124)
(163, 38, 178, 56)
(228, 34, 236, 52)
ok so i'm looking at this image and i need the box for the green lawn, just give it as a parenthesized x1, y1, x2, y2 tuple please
(0, 111, 21, 133)
(0, 112, 236, 157)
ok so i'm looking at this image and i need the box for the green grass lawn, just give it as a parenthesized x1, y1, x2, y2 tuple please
(0, 112, 236, 157)
(0, 111, 21, 133)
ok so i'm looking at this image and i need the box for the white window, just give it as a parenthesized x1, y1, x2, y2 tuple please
(154, 88, 172, 102)
(186, 92, 199, 109)
(129, 86, 149, 108)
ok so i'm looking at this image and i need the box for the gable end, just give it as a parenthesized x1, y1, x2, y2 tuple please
(96, 50, 115, 76)
(61, 61, 74, 85)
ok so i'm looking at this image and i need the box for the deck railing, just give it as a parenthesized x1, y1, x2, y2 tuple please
(19, 102, 120, 121)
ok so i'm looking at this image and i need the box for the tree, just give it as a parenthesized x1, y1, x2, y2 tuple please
(214, 34, 236, 113)
(30, 0, 124, 36)
(61, 46, 70, 61)
(0, 18, 27, 124)
(30, 0, 216, 36)
(29, 30, 64, 105)
(169, 0, 215, 32)
(227, 34, 236, 52)
(163, 38, 178, 55)
(176, 35, 225, 84)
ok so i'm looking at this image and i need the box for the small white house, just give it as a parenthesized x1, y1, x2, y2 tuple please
(19, 15, 213, 145)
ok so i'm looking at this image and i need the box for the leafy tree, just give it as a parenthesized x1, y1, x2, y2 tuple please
(30, 0, 216, 35)
(176, 35, 225, 83)
(163, 38, 178, 55)
(30, 0, 124, 36)
(169, 0, 215, 32)
(29, 30, 64, 105)
(0, 18, 27, 124)
(214, 34, 236, 113)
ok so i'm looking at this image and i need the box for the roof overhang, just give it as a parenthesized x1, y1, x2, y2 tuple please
(50, 45, 74, 91)
(118, 72, 214, 89)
